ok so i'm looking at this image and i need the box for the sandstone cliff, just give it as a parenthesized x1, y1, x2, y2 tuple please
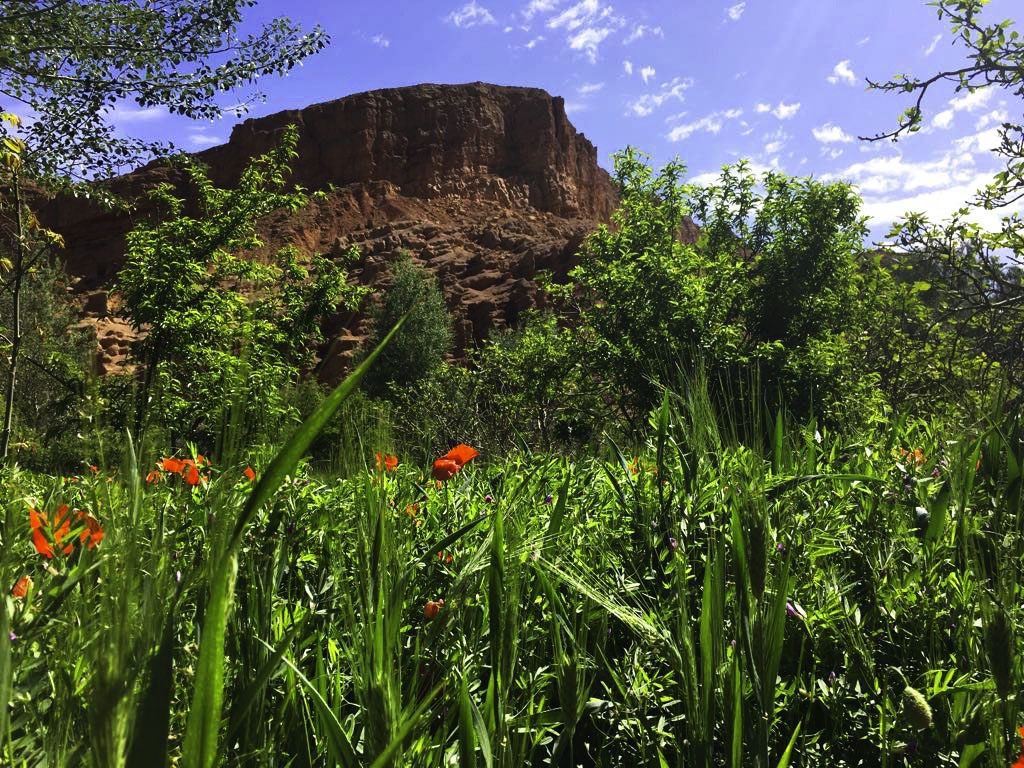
(45, 82, 619, 379)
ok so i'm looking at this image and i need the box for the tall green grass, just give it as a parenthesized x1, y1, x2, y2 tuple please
(0, 368, 1020, 766)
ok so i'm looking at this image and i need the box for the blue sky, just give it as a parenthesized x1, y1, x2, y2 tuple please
(111, 0, 1023, 243)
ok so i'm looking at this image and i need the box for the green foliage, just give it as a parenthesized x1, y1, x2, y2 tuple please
(2, 383, 1023, 766)
(864, 0, 1024, 413)
(0, 0, 327, 183)
(557, 149, 880, 427)
(358, 255, 452, 397)
(0, 254, 93, 469)
(115, 124, 364, 447)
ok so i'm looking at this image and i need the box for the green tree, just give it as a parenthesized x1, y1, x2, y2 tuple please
(116, 124, 364, 446)
(557, 149, 877, 426)
(358, 254, 452, 396)
(0, 0, 327, 183)
(0, 112, 70, 461)
(863, 0, 1024, 406)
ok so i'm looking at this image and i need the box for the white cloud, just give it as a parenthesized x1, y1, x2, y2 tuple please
(446, 1, 497, 28)
(827, 59, 856, 86)
(524, 35, 544, 48)
(949, 87, 993, 113)
(640, 66, 655, 84)
(772, 101, 800, 120)
(725, 2, 746, 21)
(623, 59, 633, 75)
(755, 101, 800, 119)
(923, 33, 942, 56)
(826, 148, 844, 159)
(812, 122, 854, 143)
(188, 133, 222, 148)
(623, 24, 663, 44)
(109, 104, 167, 122)
(932, 109, 955, 129)
(857, 36, 871, 45)
(929, 88, 995, 130)
(626, 76, 694, 117)
(568, 26, 612, 62)
(578, 82, 604, 94)
(975, 108, 1009, 131)
(763, 127, 789, 156)
(547, 0, 600, 30)
(523, 0, 561, 20)
(667, 108, 743, 141)
(370, 34, 390, 48)
(564, 101, 588, 115)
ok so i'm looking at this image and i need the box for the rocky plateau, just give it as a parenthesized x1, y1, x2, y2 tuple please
(43, 82, 623, 380)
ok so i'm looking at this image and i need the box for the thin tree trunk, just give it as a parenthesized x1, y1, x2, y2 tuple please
(1, 173, 25, 460)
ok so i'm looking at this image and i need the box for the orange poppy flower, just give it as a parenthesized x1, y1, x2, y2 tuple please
(423, 598, 445, 620)
(30, 505, 73, 559)
(431, 444, 478, 481)
(436, 550, 453, 563)
(182, 461, 201, 486)
(375, 453, 398, 472)
(161, 457, 187, 474)
(76, 510, 103, 549)
(12, 576, 31, 599)
(146, 469, 161, 484)
(1013, 726, 1024, 768)
(244, 466, 256, 482)
(432, 458, 459, 481)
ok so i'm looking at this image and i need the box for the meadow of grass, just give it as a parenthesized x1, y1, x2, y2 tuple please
(0, 363, 1021, 768)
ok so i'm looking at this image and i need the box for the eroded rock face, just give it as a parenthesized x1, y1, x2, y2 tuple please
(43, 82, 619, 381)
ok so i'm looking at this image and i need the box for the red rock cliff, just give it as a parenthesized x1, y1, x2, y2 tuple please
(44, 82, 619, 379)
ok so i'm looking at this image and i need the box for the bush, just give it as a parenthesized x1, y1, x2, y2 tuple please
(358, 254, 452, 397)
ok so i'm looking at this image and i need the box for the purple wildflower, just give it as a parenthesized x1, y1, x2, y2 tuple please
(668, 537, 679, 552)
(485, 494, 493, 503)
(8, 632, 15, 642)
(544, 494, 553, 505)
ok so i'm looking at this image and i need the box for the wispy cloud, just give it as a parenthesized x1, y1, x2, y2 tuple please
(627, 76, 694, 117)
(545, 0, 622, 63)
(522, 0, 561, 20)
(370, 34, 390, 48)
(725, 2, 746, 21)
(524, 35, 545, 48)
(623, 59, 633, 75)
(755, 101, 800, 120)
(623, 24, 663, 44)
(975, 108, 1008, 131)
(577, 82, 604, 94)
(930, 87, 995, 129)
(827, 60, 856, 86)
(923, 33, 942, 56)
(188, 133, 222, 148)
(109, 104, 167, 122)
(763, 127, 789, 156)
(857, 36, 871, 45)
(446, 1, 497, 29)
(568, 26, 612, 63)
(640, 66, 655, 84)
(667, 108, 743, 141)
(812, 122, 854, 143)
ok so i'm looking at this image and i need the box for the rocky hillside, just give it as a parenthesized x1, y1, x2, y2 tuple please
(44, 82, 619, 379)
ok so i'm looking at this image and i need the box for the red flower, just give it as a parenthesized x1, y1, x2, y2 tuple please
(146, 469, 161, 484)
(375, 453, 398, 472)
(88, 464, 99, 474)
(431, 444, 478, 481)
(161, 457, 186, 474)
(30, 505, 74, 559)
(182, 461, 201, 486)
(1013, 726, 1024, 768)
(423, 598, 445, 620)
(76, 510, 103, 549)
(244, 466, 256, 482)
(12, 576, 31, 599)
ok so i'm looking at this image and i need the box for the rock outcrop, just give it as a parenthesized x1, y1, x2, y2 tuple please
(44, 82, 619, 379)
